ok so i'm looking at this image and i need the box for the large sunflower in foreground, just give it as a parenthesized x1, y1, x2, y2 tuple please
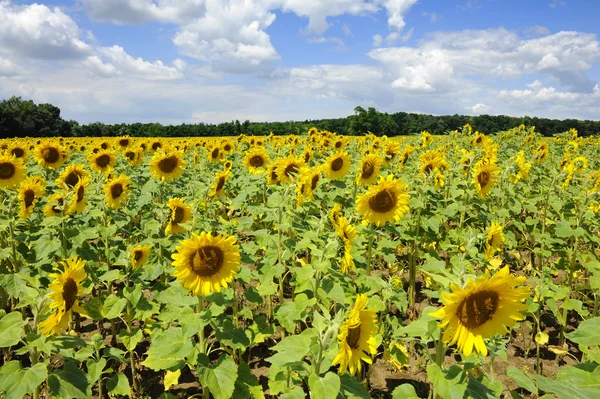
(165, 198, 192, 235)
(34, 142, 65, 170)
(356, 175, 410, 226)
(357, 154, 382, 186)
(172, 232, 241, 297)
(431, 266, 529, 357)
(38, 257, 88, 335)
(0, 153, 26, 188)
(472, 161, 500, 197)
(18, 176, 46, 219)
(244, 147, 269, 174)
(150, 149, 186, 181)
(332, 294, 378, 375)
(324, 151, 351, 180)
(57, 163, 88, 189)
(104, 174, 131, 209)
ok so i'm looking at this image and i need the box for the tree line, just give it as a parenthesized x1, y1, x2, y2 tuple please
(1, 97, 599, 138)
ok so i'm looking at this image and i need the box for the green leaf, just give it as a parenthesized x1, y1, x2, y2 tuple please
(232, 362, 265, 399)
(507, 366, 537, 394)
(86, 358, 106, 384)
(107, 372, 131, 397)
(216, 319, 250, 350)
(391, 384, 420, 399)
(280, 386, 305, 399)
(48, 361, 90, 399)
(308, 372, 340, 399)
(142, 327, 194, 371)
(119, 328, 143, 352)
(567, 317, 600, 346)
(0, 312, 26, 348)
(533, 364, 600, 399)
(266, 329, 315, 367)
(0, 362, 47, 399)
(102, 294, 127, 320)
(339, 373, 370, 398)
(200, 356, 238, 399)
(426, 364, 467, 399)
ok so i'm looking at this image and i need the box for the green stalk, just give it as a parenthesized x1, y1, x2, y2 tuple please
(365, 233, 375, 275)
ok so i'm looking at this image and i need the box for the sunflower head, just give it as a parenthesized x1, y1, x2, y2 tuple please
(356, 175, 411, 226)
(68, 177, 90, 214)
(267, 162, 281, 185)
(324, 151, 351, 180)
(18, 176, 46, 219)
(172, 232, 241, 297)
(329, 203, 343, 227)
(130, 245, 151, 270)
(332, 294, 378, 375)
(89, 149, 116, 173)
(57, 163, 88, 189)
(165, 198, 192, 235)
(357, 154, 382, 186)
(472, 160, 500, 197)
(34, 142, 66, 170)
(0, 153, 26, 188)
(244, 147, 269, 174)
(431, 266, 529, 357)
(209, 170, 232, 199)
(150, 149, 186, 181)
(104, 174, 131, 209)
(276, 156, 305, 184)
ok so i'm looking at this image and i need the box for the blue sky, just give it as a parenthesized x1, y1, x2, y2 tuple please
(1, 0, 599, 125)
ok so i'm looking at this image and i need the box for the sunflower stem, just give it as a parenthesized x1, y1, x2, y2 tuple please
(365, 233, 375, 276)
(232, 283, 240, 329)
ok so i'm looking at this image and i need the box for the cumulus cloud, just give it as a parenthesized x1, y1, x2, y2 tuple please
(379, 0, 419, 31)
(80, 0, 206, 24)
(0, 1, 91, 59)
(468, 103, 495, 114)
(0, 58, 19, 76)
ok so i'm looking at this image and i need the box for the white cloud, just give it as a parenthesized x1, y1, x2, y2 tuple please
(0, 1, 91, 59)
(342, 24, 353, 37)
(422, 11, 438, 22)
(84, 56, 120, 77)
(379, 0, 419, 31)
(96, 46, 185, 80)
(0, 58, 19, 76)
(80, 0, 206, 24)
(549, 0, 566, 8)
(373, 34, 384, 47)
(308, 36, 345, 50)
(468, 103, 495, 114)
(525, 25, 551, 37)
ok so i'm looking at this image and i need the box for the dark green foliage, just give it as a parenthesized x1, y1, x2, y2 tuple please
(1, 96, 599, 138)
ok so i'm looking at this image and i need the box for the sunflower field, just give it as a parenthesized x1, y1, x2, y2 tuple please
(1, 125, 600, 399)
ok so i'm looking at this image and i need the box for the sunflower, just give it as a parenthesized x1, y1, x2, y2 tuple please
(383, 341, 410, 371)
(332, 294, 378, 375)
(18, 176, 46, 219)
(276, 156, 305, 184)
(336, 217, 357, 245)
(209, 170, 232, 199)
(34, 142, 66, 170)
(484, 222, 504, 261)
(329, 203, 343, 228)
(244, 147, 269, 174)
(172, 232, 241, 297)
(68, 177, 89, 214)
(356, 175, 410, 226)
(431, 266, 530, 357)
(123, 148, 143, 166)
(8, 144, 28, 161)
(419, 149, 447, 176)
(512, 152, 531, 183)
(302, 147, 313, 164)
(38, 257, 88, 335)
(150, 149, 186, 181)
(398, 145, 415, 167)
(340, 245, 355, 274)
(44, 193, 66, 217)
(0, 154, 26, 188)
(357, 154, 382, 186)
(165, 198, 192, 236)
(266, 162, 281, 185)
(324, 151, 351, 180)
(89, 149, 116, 173)
(57, 163, 88, 189)
(104, 175, 131, 209)
(207, 146, 222, 162)
(302, 166, 322, 201)
(434, 171, 445, 190)
(472, 161, 500, 197)
(383, 142, 400, 164)
(130, 245, 150, 270)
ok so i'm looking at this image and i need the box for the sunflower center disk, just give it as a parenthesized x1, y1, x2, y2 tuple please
(361, 162, 374, 179)
(331, 158, 344, 171)
(76, 185, 85, 202)
(191, 246, 224, 277)
(96, 154, 111, 167)
(24, 189, 35, 208)
(368, 189, 397, 213)
(134, 250, 143, 262)
(152, 142, 161, 151)
(126, 151, 136, 160)
(285, 163, 299, 177)
(158, 156, 178, 173)
(65, 172, 81, 188)
(173, 206, 185, 223)
(457, 290, 499, 329)
(12, 148, 24, 158)
(111, 183, 124, 199)
(346, 325, 362, 349)
(62, 278, 78, 312)
(311, 174, 319, 190)
(211, 149, 219, 159)
(42, 147, 60, 163)
(478, 171, 490, 187)
(0, 162, 15, 179)
(250, 156, 264, 167)
(216, 177, 226, 192)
